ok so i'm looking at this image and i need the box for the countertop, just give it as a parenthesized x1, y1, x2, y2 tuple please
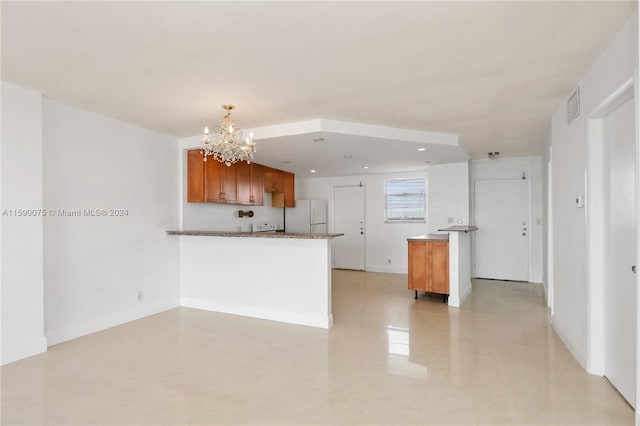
(438, 225, 479, 233)
(407, 233, 450, 242)
(167, 230, 344, 240)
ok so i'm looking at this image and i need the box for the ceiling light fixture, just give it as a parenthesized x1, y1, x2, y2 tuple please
(312, 137, 325, 142)
(310, 169, 316, 173)
(363, 166, 369, 169)
(488, 151, 500, 160)
(343, 155, 352, 159)
(417, 148, 426, 152)
(201, 104, 256, 166)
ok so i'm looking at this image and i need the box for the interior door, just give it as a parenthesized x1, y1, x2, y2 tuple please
(604, 97, 637, 408)
(333, 186, 365, 270)
(474, 178, 529, 281)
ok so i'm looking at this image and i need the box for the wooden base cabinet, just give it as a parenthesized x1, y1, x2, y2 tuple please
(408, 238, 449, 302)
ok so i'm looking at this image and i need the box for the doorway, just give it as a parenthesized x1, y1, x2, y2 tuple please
(474, 178, 530, 281)
(333, 185, 365, 270)
(586, 77, 637, 410)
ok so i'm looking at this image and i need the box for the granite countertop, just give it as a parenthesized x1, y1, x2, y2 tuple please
(438, 225, 479, 233)
(407, 233, 450, 242)
(167, 230, 344, 240)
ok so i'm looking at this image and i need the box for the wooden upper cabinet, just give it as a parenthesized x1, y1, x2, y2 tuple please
(186, 148, 244, 205)
(263, 167, 284, 193)
(251, 164, 264, 206)
(204, 157, 224, 203)
(220, 162, 237, 204)
(186, 151, 288, 206)
(237, 162, 264, 206)
(282, 171, 295, 207)
(187, 150, 205, 202)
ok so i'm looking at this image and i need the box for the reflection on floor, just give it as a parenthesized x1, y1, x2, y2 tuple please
(1, 271, 633, 425)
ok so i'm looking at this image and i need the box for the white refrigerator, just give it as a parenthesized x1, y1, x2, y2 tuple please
(285, 199, 327, 233)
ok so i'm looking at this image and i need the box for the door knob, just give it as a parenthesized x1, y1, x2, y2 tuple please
(633, 265, 637, 274)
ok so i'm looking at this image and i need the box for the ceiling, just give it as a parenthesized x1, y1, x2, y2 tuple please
(2, 1, 636, 176)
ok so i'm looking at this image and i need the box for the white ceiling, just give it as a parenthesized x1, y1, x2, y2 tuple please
(2, 1, 636, 176)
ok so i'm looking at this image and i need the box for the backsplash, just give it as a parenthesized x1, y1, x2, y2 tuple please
(181, 192, 284, 231)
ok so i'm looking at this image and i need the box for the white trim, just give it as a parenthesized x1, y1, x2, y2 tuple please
(547, 147, 554, 312)
(45, 300, 179, 346)
(585, 77, 635, 376)
(634, 66, 640, 424)
(459, 283, 473, 306)
(553, 318, 587, 370)
(1, 336, 48, 366)
(365, 264, 406, 274)
(248, 118, 459, 147)
(181, 298, 332, 329)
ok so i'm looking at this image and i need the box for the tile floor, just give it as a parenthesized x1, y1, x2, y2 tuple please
(1, 271, 634, 425)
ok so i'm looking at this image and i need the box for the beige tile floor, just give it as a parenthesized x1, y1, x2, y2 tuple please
(1, 271, 634, 425)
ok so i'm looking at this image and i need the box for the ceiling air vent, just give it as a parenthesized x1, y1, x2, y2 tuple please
(567, 86, 580, 125)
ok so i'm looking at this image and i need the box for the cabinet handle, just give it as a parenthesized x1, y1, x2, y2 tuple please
(220, 192, 225, 200)
(250, 195, 254, 203)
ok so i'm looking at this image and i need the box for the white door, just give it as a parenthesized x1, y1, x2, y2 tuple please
(333, 186, 365, 270)
(604, 97, 637, 408)
(474, 179, 529, 281)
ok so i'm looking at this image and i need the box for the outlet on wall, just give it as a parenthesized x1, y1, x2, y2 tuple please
(447, 217, 454, 224)
(137, 291, 144, 302)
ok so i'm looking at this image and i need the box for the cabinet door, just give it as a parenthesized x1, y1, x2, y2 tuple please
(263, 167, 274, 193)
(236, 162, 252, 205)
(204, 158, 224, 203)
(408, 241, 428, 291)
(251, 163, 264, 206)
(221, 163, 237, 203)
(429, 241, 449, 294)
(187, 150, 204, 202)
(282, 171, 295, 207)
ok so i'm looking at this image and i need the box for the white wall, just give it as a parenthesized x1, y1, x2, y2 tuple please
(298, 163, 470, 274)
(43, 99, 181, 345)
(548, 12, 638, 369)
(178, 137, 288, 231)
(470, 156, 544, 283)
(1, 82, 48, 364)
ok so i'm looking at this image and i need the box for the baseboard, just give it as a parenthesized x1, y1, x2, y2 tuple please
(552, 316, 587, 370)
(1, 336, 48, 366)
(181, 297, 332, 329)
(459, 282, 472, 305)
(46, 299, 180, 346)
(365, 264, 406, 274)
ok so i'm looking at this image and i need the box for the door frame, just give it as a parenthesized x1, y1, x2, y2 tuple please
(332, 184, 366, 270)
(584, 74, 638, 416)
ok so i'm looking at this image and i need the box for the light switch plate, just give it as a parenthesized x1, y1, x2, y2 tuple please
(575, 194, 585, 208)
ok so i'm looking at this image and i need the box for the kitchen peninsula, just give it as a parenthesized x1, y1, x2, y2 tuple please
(168, 230, 343, 329)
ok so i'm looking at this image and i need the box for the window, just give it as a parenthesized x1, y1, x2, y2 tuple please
(385, 178, 426, 222)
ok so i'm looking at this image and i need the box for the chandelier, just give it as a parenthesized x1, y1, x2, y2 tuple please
(201, 104, 256, 166)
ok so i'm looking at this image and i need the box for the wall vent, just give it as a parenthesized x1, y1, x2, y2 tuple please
(567, 86, 580, 124)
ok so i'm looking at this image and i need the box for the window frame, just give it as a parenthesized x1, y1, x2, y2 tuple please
(384, 177, 427, 224)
